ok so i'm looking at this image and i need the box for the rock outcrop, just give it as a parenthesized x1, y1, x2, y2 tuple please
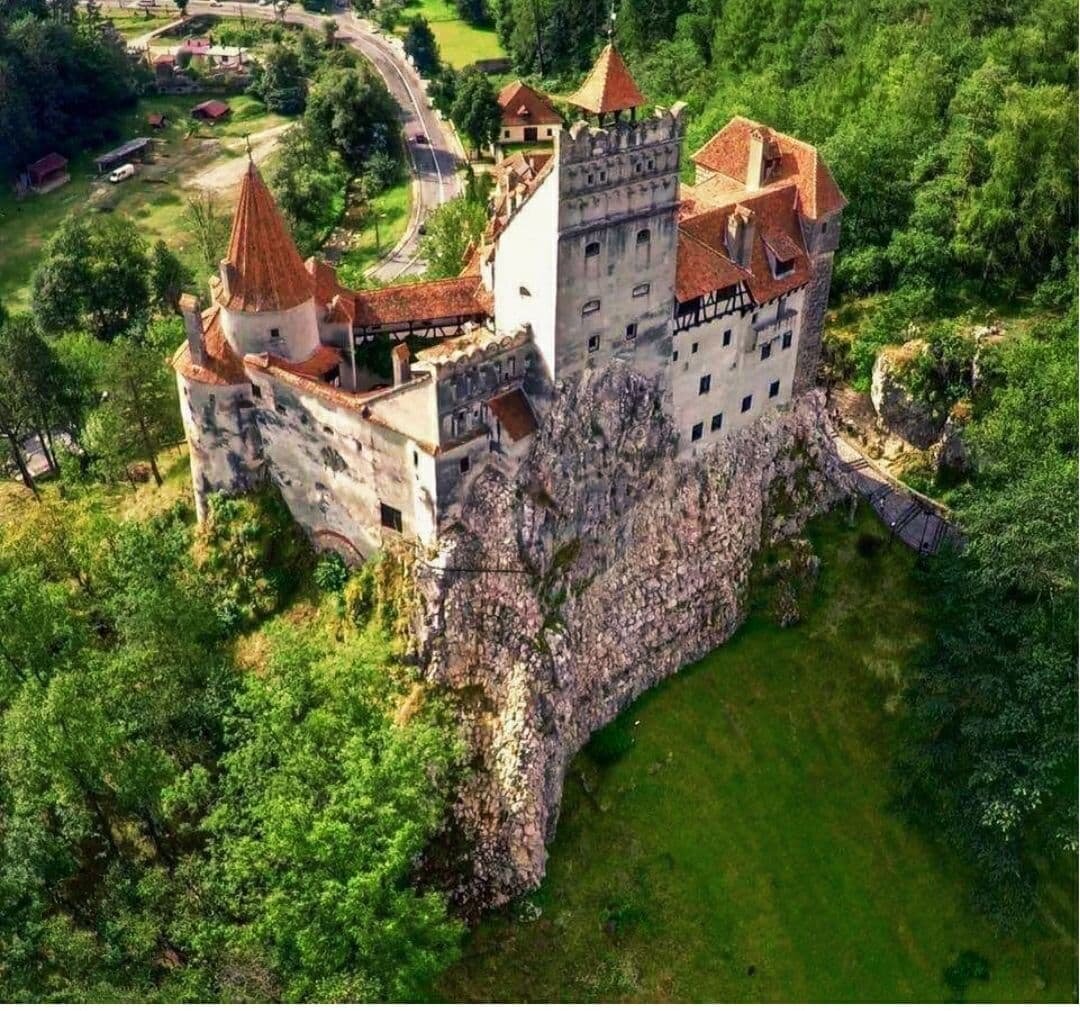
(413, 363, 852, 910)
(870, 339, 944, 449)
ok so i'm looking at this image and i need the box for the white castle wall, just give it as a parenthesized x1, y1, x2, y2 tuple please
(219, 297, 322, 362)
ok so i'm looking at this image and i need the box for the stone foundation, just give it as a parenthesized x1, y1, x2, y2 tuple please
(414, 363, 852, 910)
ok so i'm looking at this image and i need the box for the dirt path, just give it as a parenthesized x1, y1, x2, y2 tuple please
(186, 122, 294, 195)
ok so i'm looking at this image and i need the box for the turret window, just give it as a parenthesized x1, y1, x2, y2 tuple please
(588, 334, 600, 352)
(782, 331, 793, 349)
(636, 228, 651, 245)
(723, 329, 732, 347)
(585, 241, 600, 258)
(632, 283, 650, 298)
(582, 299, 600, 316)
(270, 328, 280, 338)
(761, 343, 772, 361)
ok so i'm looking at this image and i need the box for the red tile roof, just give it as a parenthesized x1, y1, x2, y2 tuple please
(172, 305, 248, 386)
(488, 388, 537, 442)
(256, 344, 342, 379)
(217, 162, 315, 313)
(567, 44, 645, 115)
(191, 99, 231, 119)
(677, 183, 811, 304)
(352, 276, 492, 328)
(497, 80, 562, 127)
(27, 152, 68, 178)
(690, 116, 846, 219)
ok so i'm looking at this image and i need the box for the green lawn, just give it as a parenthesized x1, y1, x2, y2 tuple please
(106, 10, 178, 39)
(0, 93, 291, 310)
(399, 0, 505, 68)
(333, 178, 413, 287)
(438, 507, 1079, 1002)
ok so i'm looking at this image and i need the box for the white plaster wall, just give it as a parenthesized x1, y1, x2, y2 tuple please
(219, 297, 322, 361)
(671, 286, 806, 454)
(492, 171, 559, 381)
(498, 124, 557, 145)
(177, 374, 263, 521)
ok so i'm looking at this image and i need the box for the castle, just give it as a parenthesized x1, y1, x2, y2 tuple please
(173, 45, 845, 561)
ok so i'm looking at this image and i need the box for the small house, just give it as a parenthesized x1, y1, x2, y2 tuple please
(25, 153, 70, 194)
(191, 99, 231, 121)
(148, 112, 168, 129)
(94, 137, 152, 175)
(495, 80, 562, 148)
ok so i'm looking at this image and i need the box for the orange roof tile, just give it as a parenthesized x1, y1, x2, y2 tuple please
(258, 344, 342, 379)
(675, 231, 749, 303)
(172, 305, 249, 386)
(217, 161, 315, 313)
(497, 80, 562, 127)
(690, 116, 846, 219)
(567, 44, 645, 115)
(352, 276, 492, 328)
(488, 388, 537, 442)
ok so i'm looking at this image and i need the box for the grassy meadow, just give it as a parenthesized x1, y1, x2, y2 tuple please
(399, 0, 506, 67)
(439, 507, 1079, 1002)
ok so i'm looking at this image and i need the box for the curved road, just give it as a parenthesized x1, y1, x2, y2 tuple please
(105, 0, 462, 279)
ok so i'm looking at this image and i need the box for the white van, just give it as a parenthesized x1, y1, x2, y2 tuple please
(108, 164, 136, 184)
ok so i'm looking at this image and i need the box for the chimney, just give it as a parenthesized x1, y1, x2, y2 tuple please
(726, 207, 755, 269)
(391, 342, 411, 387)
(179, 293, 205, 366)
(745, 128, 767, 191)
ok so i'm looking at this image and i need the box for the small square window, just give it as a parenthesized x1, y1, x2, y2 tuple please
(821, 221, 828, 233)
(722, 329, 732, 347)
(379, 502, 403, 532)
(276, 403, 287, 415)
(769, 379, 781, 398)
(503, 129, 510, 138)
(691, 341, 699, 354)
(699, 374, 711, 395)
(599, 170, 607, 182)
(782, 331, 793, 349)
(691, 422, 704, 442)
(760, 343, 772, 361)
(251, 383, 262, 399)
(710, 412, 723, 432)
(632, 283, 650, 298)
(752, 312, 759, 323)
(587, 173, 594, 184)
(270, 327, 280, 338)
(625, 323, 637, 340)
(460, 456, 470, 474)
(588, 334, 600, 352)
(741, 394, 753, 413)
(672, 349, 679, 362)
(585, 241, 600, 258)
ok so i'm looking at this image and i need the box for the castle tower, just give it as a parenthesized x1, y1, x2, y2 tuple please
(211, 160, 322, 363)
(552, 45, 685, 384)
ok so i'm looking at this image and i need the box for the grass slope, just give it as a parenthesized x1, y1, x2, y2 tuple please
(439, 508, 1078, 1002)
(399, 0, 505, 67)
(334, 178, 413, 287)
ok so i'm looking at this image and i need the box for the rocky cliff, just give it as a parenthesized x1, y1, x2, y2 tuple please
(414, 364, 852, 910)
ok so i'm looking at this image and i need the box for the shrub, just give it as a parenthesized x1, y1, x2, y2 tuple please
(314, 551, 349, 593)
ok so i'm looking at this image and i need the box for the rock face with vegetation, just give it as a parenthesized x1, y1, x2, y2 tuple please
(413, 363, 852, 908)
(870, 339, 944, 449)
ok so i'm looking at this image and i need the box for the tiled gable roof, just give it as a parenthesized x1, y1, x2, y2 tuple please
(691, 116, 846, 219)
(497, 80, 562, 127)
(352, 276, 492, 328)
(217, 161, 315, 313)
(567, 44, 645, 115)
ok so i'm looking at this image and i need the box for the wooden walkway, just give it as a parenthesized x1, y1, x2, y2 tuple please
(826, 423, 959, 556)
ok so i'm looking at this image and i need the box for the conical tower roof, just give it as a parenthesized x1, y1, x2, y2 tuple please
(567, 44, 645, 116)
(217, 160, 314, 313)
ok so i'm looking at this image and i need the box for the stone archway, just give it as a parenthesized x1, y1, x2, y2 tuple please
(311, 528, 365, 567)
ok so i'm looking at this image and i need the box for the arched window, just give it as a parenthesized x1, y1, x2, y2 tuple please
(636, 228, 651, 245)
(581, 299, 600, 316)
(585, 241, 600, 258)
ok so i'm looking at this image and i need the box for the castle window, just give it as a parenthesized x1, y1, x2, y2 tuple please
(699, 374, 711, 395)
(587, 173, 594, 184)
(691, 422, 703, 441)
(251, 383, 262, 399)
(782, 330, 793, 349)
(625, 322, 637, 340)
(632, 283, 649, 298)
(711, 412, 723, 432)
(507, 356, 516, 376)
(769, 379, 781, 398)
(741, 394, 753, 413)
(276, 403, 287, 415)
(585, 241, 600, 258)
(582, 299, 600, 316)
(821, 221, 828, 233)
(270, 327, 280, 338)
(672, 349, 679, 362)
(413, 450, 419, 468)
(599, 170, 607, 182)
(588, 334, 600, 352)
(380, 503, 403, 532)
(636, 228, 651, 245)
(723, 329, 732, 347)
(459, 456, 470, 474)
(691, 341, 699, 354)
(775, 257, 795, 277)
(647, 158, 654, 170)
(760, 342, 772, 361)
(519, 285, 531, 297)
(752, 311, 759, 323)
(322, 425, 333, 435)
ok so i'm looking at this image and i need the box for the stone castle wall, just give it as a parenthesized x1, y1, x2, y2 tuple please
(413, 363, 853, 909)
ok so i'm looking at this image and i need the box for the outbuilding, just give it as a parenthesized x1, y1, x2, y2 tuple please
(495, 80, 562, 148)
(25, 152, 70, 194)
(190, 99, 231, 121)
(94, 137, 152, 175)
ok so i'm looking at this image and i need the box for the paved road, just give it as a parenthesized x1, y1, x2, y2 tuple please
(105, 0, 462, 279)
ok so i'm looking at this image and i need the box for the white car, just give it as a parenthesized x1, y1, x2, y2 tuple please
(108, 164, 136, 184)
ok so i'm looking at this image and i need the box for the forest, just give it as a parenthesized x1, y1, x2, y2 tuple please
(0, 0, 1076, 999)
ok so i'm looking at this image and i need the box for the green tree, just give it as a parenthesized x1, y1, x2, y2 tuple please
(251, 44, 308, 114)
(182, 192, 231, 278)
(30, 215, 150, 341)
(404, 16, 440, 77)
(304, 63, 399, 172)
(150, 239, 193, 314)
(450, 67, 501, 156)
(419, 195, 488, 277)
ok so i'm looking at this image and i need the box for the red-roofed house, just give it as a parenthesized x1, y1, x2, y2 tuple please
(25, 153, 69, 194)
(496, 80, 562, 148)
(191, 99, 231, 121)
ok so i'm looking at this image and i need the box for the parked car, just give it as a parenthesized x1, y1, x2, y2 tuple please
(417, 222, 427, 235)
(414, 132, 428, 144)
(108, 164, 136, 184)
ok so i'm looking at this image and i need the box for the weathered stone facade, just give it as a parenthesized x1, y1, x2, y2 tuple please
(414, 363, 852, 909)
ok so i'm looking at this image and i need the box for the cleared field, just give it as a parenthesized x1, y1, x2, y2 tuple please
(398, 0, 505, 68)
(0, 94, 292, 310)
(439, 507, 1079, 1002)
